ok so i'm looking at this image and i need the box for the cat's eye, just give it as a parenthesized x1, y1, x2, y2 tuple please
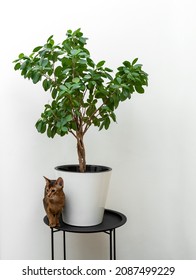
(52, 189, 55, 192)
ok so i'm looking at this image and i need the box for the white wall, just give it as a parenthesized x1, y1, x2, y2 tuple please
(1, 0, 196, 259)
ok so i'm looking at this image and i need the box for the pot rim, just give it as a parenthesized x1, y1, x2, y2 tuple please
(55, 164, 112, 173)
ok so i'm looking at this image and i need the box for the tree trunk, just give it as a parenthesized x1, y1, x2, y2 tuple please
(76, 132, 86, 172)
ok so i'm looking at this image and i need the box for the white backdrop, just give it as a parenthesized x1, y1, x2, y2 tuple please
(1, 0, 196, 259)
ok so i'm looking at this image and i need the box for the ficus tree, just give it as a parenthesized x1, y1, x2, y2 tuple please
(13, 28, 148, 172)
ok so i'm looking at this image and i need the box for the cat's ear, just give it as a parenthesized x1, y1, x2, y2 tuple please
(56, 177, 64, 188)
(43, 176, 50, 184)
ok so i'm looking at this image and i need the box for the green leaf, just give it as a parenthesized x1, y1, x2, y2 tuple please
(33, 72, 41, 84)
(112, 93, 120, 109)
(19, 53, 24, 59)
(51, 100, 57, 109)
(20, 60, 28, 70)
(62, 42, 71, 52)
(97, 60, 105, 68)
(95, 91, 105, 99)
(92, 117, 100, 127)
(135, 85, 144, 93)
(99, 117, 110, 130)
(41, 123, 46, 133)
(116, 77, 122, 84)
(42, 79, 51, 91)
(54, 66, 63, 77)
(71, 83, 81, 90)
(49, 39, 54, 46)
(105, 72, 113, 81)
(110, 112, 116, 122)
(47, 126, 52, 138)
(62, 68, 71, 75)
(64, 114, 72, 123)
(79, 37, 88, 45)
(104, 117, 110, 129)
(71, 122, 78, 131)
(65, 82, 72, 89)
(62, 57, 72, 67)
(66, 29, 72, 35)
(14, 62, 21, 70)
(84, 74, 91, 80)
(52, 88, 57, 99)
(35, 120, 46, 133)
(133, 64, 143, 69)
(70, 49, 81, 56)
(41, 58, 48, 67)
(105, 67, 113, 72)
(123, 61, 131, 67)
(72, 77, 80, 83)
(56, 121, 61, 128)
(87, 57, 95, 68)
(99, 122, 104, 131)
(51, 127, 57, 138)
(47, 35, 54, 42)
(33, 46, 42, 52)
(78, 59, 87, 64)
(132, 58, 138, 65)
(59, 85, 67, 91)
(57, 90, 66, 100)
(86, 104, 96, 117)
(61, 126, 68, 133)
(36, 120, 42, 132)
(73, 28, 82, 36)
(73, 100, 80, 107)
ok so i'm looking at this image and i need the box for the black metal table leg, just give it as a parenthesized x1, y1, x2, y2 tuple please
(51, 228, 54, 260)
(109, 229, 116, 260)
(113, 228, 116, 260)
(109, 229, 113, 260)
(63, 231, 66, 260)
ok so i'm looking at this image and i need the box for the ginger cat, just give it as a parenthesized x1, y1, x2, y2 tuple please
(43, 176, 65, 228)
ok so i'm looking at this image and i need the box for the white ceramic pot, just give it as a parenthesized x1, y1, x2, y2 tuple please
(55, 165, 112, 226)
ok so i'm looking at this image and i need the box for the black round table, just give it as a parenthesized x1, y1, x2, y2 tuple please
(44, 209, 127, 260)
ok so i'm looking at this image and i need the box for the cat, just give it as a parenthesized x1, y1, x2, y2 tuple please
(43, 176, 65, 228)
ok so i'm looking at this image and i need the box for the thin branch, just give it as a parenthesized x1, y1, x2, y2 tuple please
(69, 129, 77, 139)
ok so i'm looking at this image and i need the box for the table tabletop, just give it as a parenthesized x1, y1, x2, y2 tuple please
(44, 209, 127, 233)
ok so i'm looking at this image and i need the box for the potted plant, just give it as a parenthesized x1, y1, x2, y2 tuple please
(13, 28, 148, 226)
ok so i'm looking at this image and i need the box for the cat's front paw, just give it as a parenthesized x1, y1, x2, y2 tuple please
(49, 223, 56, 228)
